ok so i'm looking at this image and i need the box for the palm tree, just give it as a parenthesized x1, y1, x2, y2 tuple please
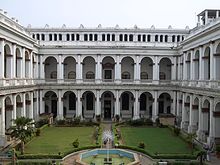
(9, 117, 35, 155)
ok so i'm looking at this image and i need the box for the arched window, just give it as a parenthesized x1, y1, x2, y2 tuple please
(50, 71, 57, 79)
(147, 35, 151, 42)
(54, 34, 57, 41)
(177, 35, 180, 42)
(119, 34, 123, 41)
(69, 93, 76, 110)
(159, 72, 166, 80)
(102, 34, 105, 41)
(94, 34, 98, 41)
(32, 34, 35, 39)
(172, 35, 175, 42)
(155, 35, 158, 42)
(86, 71, 95, 79)
(112, 34, 115, 41)
(160, 35, 163, 42)
(59, 34, 62, 41)
(71, 34, 75, 41)
(76, 34, 80, 41)
(68, 71, 76, 79)
(165, 35, 168, 42)
(107, 34, 110, 41)
(182, 36, 184, 41)
(138, 35, 141, 42)
(129, 34, 133, 41)
(122, 93, 129, 110)
(89, 34, 93, 41)
(86, 93, 93, 110)
(84, 34, 88, 41)
(122, 72, 130, 79)
(36, 34, 40, 40)
(140, 94, 147, 110)
(41, 34, 45, 41)
(66, 34, 70, 41)
(142, 35, 146, 42)
(49, 34, 52, 41)
(124, 34, 128, 41)
(141, 72, 148, 79)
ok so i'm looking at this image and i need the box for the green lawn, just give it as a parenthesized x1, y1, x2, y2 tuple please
(120, 127, 191, 154)
(25, 126, 95, 154)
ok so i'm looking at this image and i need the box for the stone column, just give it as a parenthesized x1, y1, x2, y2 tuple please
(115, 55, 121, 83)
(190, 50, 194, 81)
(58, 54, 64, 83)
(12, 44, 16, 84)
(181, 93, 185, 129)
(152, 90, 158, 121)
(0, 96, 6, 146)
(30, 52, 33, 83)
(30, 92, 34, 119)
(115, 90, 120, 116)
(208, 98, 215, 146)
(96, 90, 101, 116)
(0, 39, 5, 82)
(39, 55, 45, 83)
(95, 54, 101, 83)
(172, 91, 177, 115)
(188, 94, 193, 133)
(176, 92, 180, 116)
(22, 48, 26, 83)
(171, 57, 177, 81)
(77, 90, 82, 118)
(33, 91, 39, 120)
(134, 55, 140, 83)
(39, 90, 44, 114)
(153, 56, 159, 84)
(76, 54, 83, 83)
(183, 52, 187, 80)
(12, 94, 17, 121)
(210, 42, 214, 80)
(199, 46, 204, 82)
(197, 96, 202, 138)
(22, 93, 26, 117)
(133, 90, 140, 119)
(57, 90, 63, 120)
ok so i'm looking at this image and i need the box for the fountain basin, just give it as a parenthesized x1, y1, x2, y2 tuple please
(76, 149, 140, 165)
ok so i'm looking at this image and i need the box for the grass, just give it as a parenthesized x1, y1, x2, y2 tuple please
(25, 126, 95, 154)
(120, 127, 192, 154)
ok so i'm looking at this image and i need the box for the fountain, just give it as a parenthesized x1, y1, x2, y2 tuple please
(102, 130, 114, 164)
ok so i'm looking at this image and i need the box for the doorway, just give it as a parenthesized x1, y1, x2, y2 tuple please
(104, 100, 111, 119)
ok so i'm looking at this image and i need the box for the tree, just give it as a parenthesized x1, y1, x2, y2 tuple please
(9, 117, 35, 155)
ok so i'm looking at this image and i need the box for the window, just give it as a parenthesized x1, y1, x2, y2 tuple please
(86, 93, 93, 110)
(50, 71, 57, 79)
(41, 34, 45, 41)
(165, 35, 168, 42)
(124, 34, 128, 41)
(69, 93, 76, 110)
(112, 34, 115, 41)
(122, 93, 129, 110)
(142, 35, 146, 42)
(71, 34, 75, 41)
(59, 34, 62, 41)
(122, 72, 130, 79)
(89, 34, 93, 41)
(141, 72, 148, 79)
(32, 34, 35, 39)
(177, 35, 180, 42)
(76, 34, 80, 41)
(86, 71, 95, 79)
(155, 35, 158, 42)
(160, 35, 163, 42)
(138, 35, 141, 42)
(159, 72, 166, 80)
(107, 34, 110, 41)
(172, 35, 175, 42)
(49, 34, 52, 41)
(119, 34, 123, 41)
(129, 34, 133, 41)
(66, 34, 70, 41)
(68, 71, 76, 79)
(94, 34, 98, 41)
(182, 36, 184, 41)
(36, 34, 40, 40)
(84, 34, 88, 41)
(54, 34, 57, 41)
(147, 35, 151, 42)
(102, 34, 105, 41)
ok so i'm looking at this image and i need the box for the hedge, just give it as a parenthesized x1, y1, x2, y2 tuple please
(10, 161, 53, 165)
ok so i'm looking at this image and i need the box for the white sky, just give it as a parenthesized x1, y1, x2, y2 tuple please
(1, 0, 220, 29)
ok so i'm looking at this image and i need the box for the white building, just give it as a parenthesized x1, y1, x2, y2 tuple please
(0, 9, 220, 147)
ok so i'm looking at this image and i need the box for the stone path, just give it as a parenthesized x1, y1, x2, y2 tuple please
(206, 153, 220, 165)
(102, 122, 113, 149)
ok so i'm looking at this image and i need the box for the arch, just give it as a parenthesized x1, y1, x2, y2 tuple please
(159, 58, 172, 80)
(139, 92, 153, 118)
(203, 47, 211, 80)
(83, 56, 95, 80)
(16, 95, 22, 118)
(186, 53, 191, 80)
(191, 97, 199, 133)
(63, 91, 76, 118)
(4, 96, 13, 129)
(63, 56, 76, 80)
(102, 56, 115, 80)
(16, 48, 22, 78)
(82, 91, 95, 119)
(25, 51, 30, 78)
(4, 44, 12, 78)
(120, 91, 134, 119)
(45, 56, 57, 80)
(194, 50, 200, 80)
(101, 91, 115, 119)
(158, 93, 171, 114)
(25, 93, 31, 118)
(44, 91, 58, 118)
(201, 99, 210, 141)
(121, 57, 134, 80)
(140, 57, 153, 80)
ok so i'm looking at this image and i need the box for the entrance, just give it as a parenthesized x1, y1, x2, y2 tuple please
(104, 100, 111, 119)
(52, 100, 57, 117)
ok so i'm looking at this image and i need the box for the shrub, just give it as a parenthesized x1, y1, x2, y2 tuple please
(56, 119, 66, 125)
(35, 119, 48, 128)
(173, 127, 180, 136)
(35, 128, 41, 136)
(155, 118, 160, 127)
(72, 138, 79, 148)
(115, 115, 120, 122)
(96, 115, 101, 122)
(73, 117, 81, 125)
(145, 118, 153, 126)
(138, 142, 145, 149)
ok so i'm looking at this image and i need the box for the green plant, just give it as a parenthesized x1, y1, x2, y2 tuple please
(173, 127, 180, 136)
(155, 117, 160, 127)
(216, 145, 220, 153)
(35, 128, 41, 136)
(72, 138, 79, 148)
(96, 115, 101, 122)
(115, 114, 120, 122)
(138, 142, 145, 149)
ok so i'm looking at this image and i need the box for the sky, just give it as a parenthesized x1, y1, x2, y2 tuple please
(1, 0, 220, 29)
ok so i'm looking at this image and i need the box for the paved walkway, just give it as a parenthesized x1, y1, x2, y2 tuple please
(102, 122, 113, 149)
(206, 153, 220, 165)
